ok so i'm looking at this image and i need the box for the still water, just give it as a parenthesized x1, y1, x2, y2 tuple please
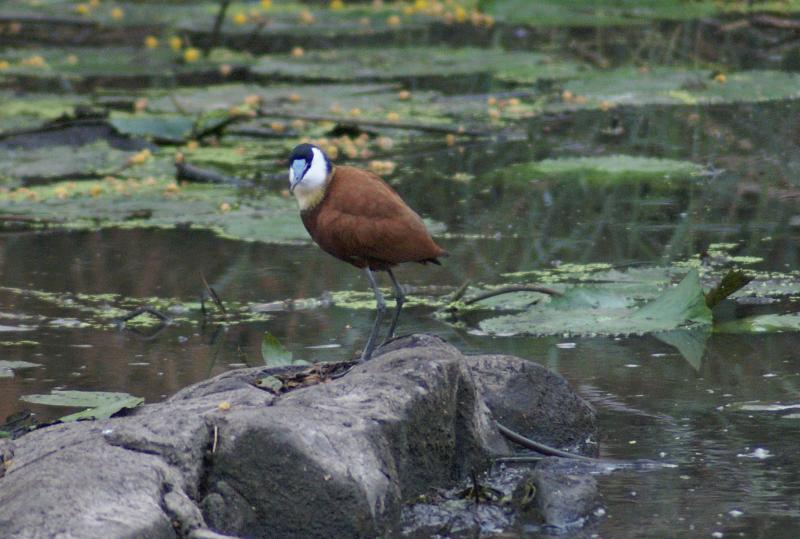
(2, 99, 800, 537)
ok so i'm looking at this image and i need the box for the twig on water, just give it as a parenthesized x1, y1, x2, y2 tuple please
(496, 422, 593, 461)
(464, 285, 561, 306)
(205, 0, 232, 58)
(448, 280, 472, 303)
(115, 306, 170, 324)
(201, 272, 227, 316)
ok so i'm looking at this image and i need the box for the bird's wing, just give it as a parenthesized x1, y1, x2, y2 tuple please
(319, 166, 442, 264)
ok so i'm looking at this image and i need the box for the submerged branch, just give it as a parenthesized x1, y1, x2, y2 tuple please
(201, 272, 227, 317)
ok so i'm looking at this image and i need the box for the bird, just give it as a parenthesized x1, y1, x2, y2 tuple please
(287, 143, 446, 361)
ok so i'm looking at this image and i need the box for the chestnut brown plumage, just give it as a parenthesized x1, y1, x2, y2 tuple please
(288, 143, 445, 361)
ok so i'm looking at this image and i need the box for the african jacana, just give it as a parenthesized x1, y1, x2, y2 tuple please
(288, 143, 446, 361)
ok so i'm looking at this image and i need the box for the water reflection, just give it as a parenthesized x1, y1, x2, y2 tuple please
(2, 100, 800, 537)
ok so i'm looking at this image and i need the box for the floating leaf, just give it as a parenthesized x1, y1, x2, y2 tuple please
(0, 360, 41, 378)
(729, 402, 800, 413)
(253, 47, 583, 83)
(261, 332, 296, 367)
(482, 0, 721, 26)
(0, 47, 254, 89)
(255, 375, 284, 393)
(0, 178, 312, 244)
(109, 115, 196, 144)
(20, 390, 143, 422)
(0, 141, 140, 184)
(552, 68, 800, 111)
(479, 270, 711, 337)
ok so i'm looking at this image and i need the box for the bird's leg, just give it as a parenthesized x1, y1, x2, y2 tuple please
(383, 268, 405, 343)
(360, 267, 386, 362)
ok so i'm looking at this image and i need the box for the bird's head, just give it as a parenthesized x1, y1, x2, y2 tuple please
(288, 144, 332, 205)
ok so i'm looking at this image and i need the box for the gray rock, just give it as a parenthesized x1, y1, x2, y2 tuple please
(466, 354, 599, 457)
(189, 529, 242, 539)
(533, 457, 601, 528)
(0, 334, 597, 538)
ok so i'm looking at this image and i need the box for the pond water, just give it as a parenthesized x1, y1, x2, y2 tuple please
(3, 6, 800, 537)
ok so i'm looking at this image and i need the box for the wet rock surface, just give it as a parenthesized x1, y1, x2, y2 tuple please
(533, 458, 602, 529)
(0, 334, 598, 538)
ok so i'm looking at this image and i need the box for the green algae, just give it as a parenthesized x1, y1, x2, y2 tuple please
(329, 290, 439, 310)
(0, 286, 271, 332)
(715, 313, 800, 334)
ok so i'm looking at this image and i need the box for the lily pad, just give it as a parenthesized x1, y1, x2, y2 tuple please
(479, 270, 711, 336)
(0, 92, 87, 131)
(0, 177, 310, 244)
(501, 155, 704, 184)
(0, 47, 253, 83)
(0, 360, 41, 378)
(552, 68, 800, 111)
(20, 390, 144, 422)
(483, 0, 800, 27)
(109, 115, 197, 144)
(0, 141, 141, 184)
(253, 47, 583, 84)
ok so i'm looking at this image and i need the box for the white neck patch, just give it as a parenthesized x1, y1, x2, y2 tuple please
(291, 147, 330, 210)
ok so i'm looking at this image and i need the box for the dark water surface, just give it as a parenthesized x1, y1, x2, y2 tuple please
(3, 99, 800, 537)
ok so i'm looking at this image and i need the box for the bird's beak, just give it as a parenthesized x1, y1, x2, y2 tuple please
(289, 161, 306, 194)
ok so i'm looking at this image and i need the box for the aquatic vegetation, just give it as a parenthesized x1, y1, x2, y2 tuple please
(0, 360, 41, 378)
(499, 155, 705, 184)
(20, 390, 144, 422)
